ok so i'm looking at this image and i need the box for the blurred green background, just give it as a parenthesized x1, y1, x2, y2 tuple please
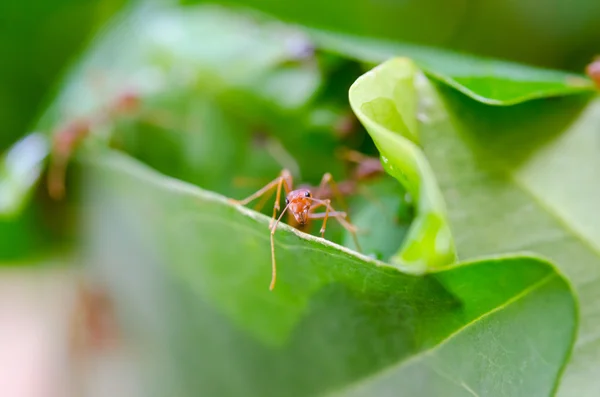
(0, 0, 127, 149)
(1, 2, 598, 397)
(3, 0, 599, 152)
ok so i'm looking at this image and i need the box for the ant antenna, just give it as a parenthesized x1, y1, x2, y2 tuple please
(269, 202, 291, 290)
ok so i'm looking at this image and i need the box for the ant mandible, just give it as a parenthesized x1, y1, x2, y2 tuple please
(230, 169, 360, 291)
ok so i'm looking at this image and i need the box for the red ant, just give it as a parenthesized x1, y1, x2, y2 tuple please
(47, 90, 142, 200)
(586, 56, 600, 89)
(231, 169, 360, 291)
(47, 118, 91, 200)
(315, 149, 386, 209)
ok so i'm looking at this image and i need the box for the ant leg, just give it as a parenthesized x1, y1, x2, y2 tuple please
(48, 156, 68, 200)
(272, 170, 292, 219)
(316, 172, 349, 211)
(230, 176, 276, 212)
(309, 205, 358, 234)
(230, 175, 281, 230)
(309, 199, 361, 252)
(337, 148, 384, 181)
(48, 120, 91, 200)
(230, 169, 293, 223)
(309, 210, 358, 236)
(253, 190, 274, 213)
(269, 203, 291, 290)
(317, 199, 331, 238)
(309, 210, 347, 221)
(314, 174, 361, 251)
(337, 148, 371, 164)
(229, 176, 280, 206)
(316, 173, 353, 228)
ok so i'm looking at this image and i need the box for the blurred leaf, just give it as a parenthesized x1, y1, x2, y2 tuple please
(351, 57, 597, 395)
(0, 133, 49, 217)
(82, 149, 576, 397)
(0, 133, 58, 261)
(349, 58, 456, 272)
(342, 178, 412, 262)
(28, 5, 345, 209)
(314, 30, 595, 105)
(197, 0, 600, 71)
(0, 203, 46, 261)
(36, 5, 322, 129)
(0, 0, 127, 149)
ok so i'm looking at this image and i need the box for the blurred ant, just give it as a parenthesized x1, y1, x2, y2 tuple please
(316, 149, 386, 210)
(47, 90, 141, 200)
(47, 118, 91, 200)
(338, 148, 384, 184)
(231, 169, 360, 291)
(586, 56, 600, 89)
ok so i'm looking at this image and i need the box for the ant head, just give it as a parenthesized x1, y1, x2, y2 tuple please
(285, 189, 312, 225)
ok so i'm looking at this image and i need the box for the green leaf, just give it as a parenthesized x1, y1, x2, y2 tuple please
(18, 5, 331, 216)
(0, 0, 126, 149)
(350, 57, 596, 395)
(37, 5, 322, 130)
(349, 58, 456, 272)
(80, 149, 576, 397)
(342, 178, 412, 262)
(312, 29, 594, 105)
(0, 133, 59, 261)
(205, 0, 600, 72)
(0, 133, 49, 217)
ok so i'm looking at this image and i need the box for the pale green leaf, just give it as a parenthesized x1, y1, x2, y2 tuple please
(350, 57, 597, 396)
(349, 58, 456, 272)
(313, 30, 594, 105)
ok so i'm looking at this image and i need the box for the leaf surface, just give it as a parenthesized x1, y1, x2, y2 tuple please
(81, 149, 576, 397)
(350, 57, 597, 395)
(313, 29, 594, 105)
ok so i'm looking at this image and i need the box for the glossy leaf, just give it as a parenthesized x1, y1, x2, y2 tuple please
(350, 57, 597, 395)
(9, 4, 587, 395)
(313, 30, 595, 106)
(349, 58, 455, 272)
(81, 149, 576, 397)
(341, 178, 412, 262)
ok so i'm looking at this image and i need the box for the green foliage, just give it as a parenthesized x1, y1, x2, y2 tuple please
(349, 57, 598, 396)
(348, 58, 456, 271)
(0, 0, 127, 149)
(3, 2, 600, 396)
(314, 30, 594, 105)
(191, 0, 600, 71)
(84, 150, 575, 397)
(0, 134, 49, 217)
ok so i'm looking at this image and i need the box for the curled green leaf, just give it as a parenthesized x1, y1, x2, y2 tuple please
(312, 29, 595, 106)
(355, 56, 598, 395)
(349, 58, 456, 273)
